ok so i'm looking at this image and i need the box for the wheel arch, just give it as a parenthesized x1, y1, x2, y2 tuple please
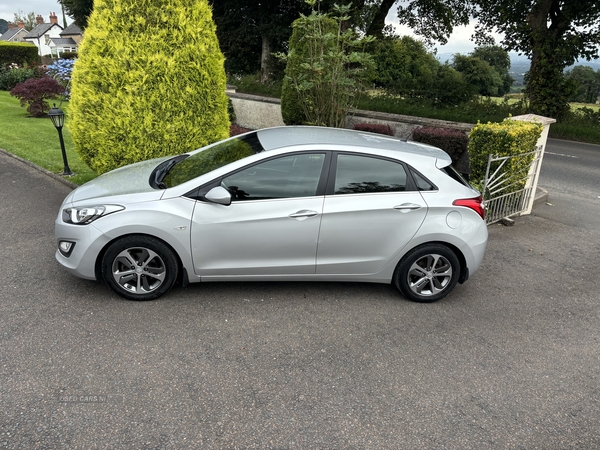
(94, 232, 186, 285)
(398, 240, 468, 283)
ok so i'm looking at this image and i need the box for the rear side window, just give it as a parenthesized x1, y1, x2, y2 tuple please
(410, 169, 436, 191)
(440, 165, 470, 187)
(334, 154, 407, 194)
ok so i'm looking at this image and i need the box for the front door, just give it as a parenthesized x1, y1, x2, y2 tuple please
(190, 153, 327, 276)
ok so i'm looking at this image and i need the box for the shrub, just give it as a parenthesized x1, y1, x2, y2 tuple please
(468, 119, 543, 194)
(0, 42, 39, 67)
(10, 76, 65, 117)
(69, 0, 229, 174)
(59, 51, 78, 60)
(412, 126, 470, 174)
(352, 122, 394, 136)
(0, 63, 45, 91)
(280, 15, 337, 125)
(230, 124, 251, 136)
(279, 1, 375, 127)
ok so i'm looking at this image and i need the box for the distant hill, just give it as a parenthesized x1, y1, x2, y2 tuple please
(437, 52, 600, 87)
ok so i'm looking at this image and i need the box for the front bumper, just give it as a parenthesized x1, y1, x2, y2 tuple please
(55, 217, 111, 280)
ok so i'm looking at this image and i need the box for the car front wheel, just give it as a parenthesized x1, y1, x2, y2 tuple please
(394, 244, 460, 303)
(101, 235, 178, 301)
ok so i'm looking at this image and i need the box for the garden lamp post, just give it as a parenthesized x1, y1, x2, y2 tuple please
(48, 104, 73, 176)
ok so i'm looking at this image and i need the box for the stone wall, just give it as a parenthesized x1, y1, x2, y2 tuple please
(229, 93, 285, 130)
(228, 91, 474, 138)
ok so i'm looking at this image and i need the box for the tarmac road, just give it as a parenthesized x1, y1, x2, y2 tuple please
(536, 138, 600, 231)
(1, 149, 599, 448)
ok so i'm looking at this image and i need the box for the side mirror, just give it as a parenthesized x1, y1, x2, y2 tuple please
(204, 186, 232, 206)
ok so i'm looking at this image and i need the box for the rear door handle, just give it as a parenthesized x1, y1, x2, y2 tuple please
(289, 210, 318, 219)
(393, 203, 422, 212)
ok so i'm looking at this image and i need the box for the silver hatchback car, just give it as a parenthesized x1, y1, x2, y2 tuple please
(55, 126, 487, 302)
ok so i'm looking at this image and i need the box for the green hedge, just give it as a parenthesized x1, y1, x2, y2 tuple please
(468, 119, 543, 194)
(0, 42, 39, 67)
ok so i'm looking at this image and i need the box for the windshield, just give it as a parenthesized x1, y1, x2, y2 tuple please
(161, 132, 264, 188)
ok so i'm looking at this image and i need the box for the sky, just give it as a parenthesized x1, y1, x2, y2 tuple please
(1, 0, 495, 56)
(0, 0, 70, 26)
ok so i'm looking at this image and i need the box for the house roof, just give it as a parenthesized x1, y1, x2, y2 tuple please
(0, 28, 28, 41)
(50, 37, 77, 46)
(60, 23, 82, 36)
(24, 23, 62, 39)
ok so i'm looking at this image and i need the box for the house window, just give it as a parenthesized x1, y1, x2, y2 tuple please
(45, 35, 50, 45)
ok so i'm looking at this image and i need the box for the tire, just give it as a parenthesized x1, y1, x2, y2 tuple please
(394, 244, 460, 303)
(101, 235, 178, 301)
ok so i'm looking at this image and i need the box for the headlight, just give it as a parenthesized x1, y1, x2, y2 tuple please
(62, 205, 125, 225)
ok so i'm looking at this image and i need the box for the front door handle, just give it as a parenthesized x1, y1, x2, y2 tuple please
(289, 210, 318, 219)
(394, 203, 422, 212)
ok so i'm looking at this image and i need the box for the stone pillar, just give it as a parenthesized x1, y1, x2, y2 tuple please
(511, 114, 556, 215)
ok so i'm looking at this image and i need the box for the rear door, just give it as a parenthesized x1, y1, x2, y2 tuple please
(316, 153, 428, 274)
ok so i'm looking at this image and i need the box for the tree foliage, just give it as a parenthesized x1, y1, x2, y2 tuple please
(565, 65, 600, 104)
(58, 0, 94, 28)
(369, 36, 474, 105)
(69, 0, 229, 174)
(395, 0, 600, 119)
(210, 0, 399, 80)
(470, 45, 514, 95)
(13, 10, 37, 31)
(370, 36, 438, 92)
(210, 0, 311, 80)
(451, 54, 502, 97)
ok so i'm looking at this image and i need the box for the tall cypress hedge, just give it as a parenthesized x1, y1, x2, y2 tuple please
(69, 0, 229, 174)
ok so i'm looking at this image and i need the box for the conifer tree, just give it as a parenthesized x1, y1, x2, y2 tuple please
(69, 0, 229, 174)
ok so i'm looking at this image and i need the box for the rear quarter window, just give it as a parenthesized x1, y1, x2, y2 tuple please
(440, 165, 470, 187)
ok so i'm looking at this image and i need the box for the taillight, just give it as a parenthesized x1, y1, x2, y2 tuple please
(453, 195, 485, 220)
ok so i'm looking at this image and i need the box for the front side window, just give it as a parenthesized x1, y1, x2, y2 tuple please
(222, 153, 325, 200)
(334, 154, 407, 194)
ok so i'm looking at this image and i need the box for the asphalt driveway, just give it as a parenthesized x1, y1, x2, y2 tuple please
(1, 150, 599, 448)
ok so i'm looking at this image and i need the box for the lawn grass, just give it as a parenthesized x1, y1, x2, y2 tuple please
(0, 91, 97, 185)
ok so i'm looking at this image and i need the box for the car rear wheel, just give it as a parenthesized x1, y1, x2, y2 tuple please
(394, 244, 460, 303)
(101, 235, 178, 301)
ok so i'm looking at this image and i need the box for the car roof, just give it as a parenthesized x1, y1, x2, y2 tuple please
(256, 126, 452, 164)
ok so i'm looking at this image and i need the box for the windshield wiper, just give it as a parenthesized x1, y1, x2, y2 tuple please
(149, 154, 189, 189)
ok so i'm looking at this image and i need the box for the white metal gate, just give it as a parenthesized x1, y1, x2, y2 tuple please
(482, 145, 544, 224)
